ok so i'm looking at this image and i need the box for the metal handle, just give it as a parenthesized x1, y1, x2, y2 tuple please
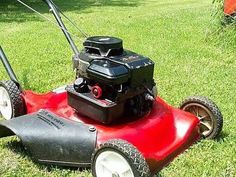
(0, 46, 21, 88)
(43, 0, 79, 55)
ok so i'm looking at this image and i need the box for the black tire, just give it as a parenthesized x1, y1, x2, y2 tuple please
(91, 139, 151, 177)
(179, 96, 223, 139)
(0, 80, 25, 119)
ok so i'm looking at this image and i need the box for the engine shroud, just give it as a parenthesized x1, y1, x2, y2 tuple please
(67, 36, 156, 124)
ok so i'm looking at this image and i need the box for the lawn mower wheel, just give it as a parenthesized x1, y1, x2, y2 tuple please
(91, 139, 151, 177)
(0, 80, 25, 120)
(180, 96, 223, 139)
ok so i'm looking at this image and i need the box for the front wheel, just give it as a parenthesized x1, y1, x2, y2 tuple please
(0, 80, 25, 120)
(180, 96, 223, 139)
(91, 139, 151, 177)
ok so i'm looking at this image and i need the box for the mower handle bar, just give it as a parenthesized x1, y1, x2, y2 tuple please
(1, 0, 79, 90)
(43, 0, 79, 55)
(0, 46, 21, 88)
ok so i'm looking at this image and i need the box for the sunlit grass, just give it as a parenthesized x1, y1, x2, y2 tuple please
(0, 0, 235, 176)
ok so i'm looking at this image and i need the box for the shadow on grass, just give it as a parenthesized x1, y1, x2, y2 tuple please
(0, 0, 141, 23)
(3, 138, 29, 156)
(215, 131, 229, 142)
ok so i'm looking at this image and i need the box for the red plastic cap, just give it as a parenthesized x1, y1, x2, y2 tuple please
(92, 85, 103, 99)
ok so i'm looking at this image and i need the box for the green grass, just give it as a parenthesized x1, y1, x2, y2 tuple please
(0, 0, 236, 176)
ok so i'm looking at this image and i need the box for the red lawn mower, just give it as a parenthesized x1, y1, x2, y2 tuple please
(224, 0, 236, 23)
(0, 0, 223, 176)
(224, 0, 236, 16)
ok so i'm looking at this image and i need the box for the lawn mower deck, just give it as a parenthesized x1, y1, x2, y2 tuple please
(0, 89, 200, 174)
(0, 0, 223, 176)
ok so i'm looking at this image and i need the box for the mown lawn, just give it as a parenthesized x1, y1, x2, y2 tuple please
(0, 0, 235, 176)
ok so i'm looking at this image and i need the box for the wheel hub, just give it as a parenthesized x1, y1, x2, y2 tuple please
(0, 86, 12, 119)
(112, 172, 120, 177)
(95, 150, 134, 177)
(0, 101, 7, 107)
(182, 103, 214, 137)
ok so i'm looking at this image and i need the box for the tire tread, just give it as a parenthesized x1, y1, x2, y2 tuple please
(0, 80, 25, 118)
(180, 96, 223, 139)
(92, 139, 151, 177)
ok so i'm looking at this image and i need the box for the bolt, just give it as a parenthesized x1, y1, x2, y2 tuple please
(145, 93, 154, 101)
(0, 101, 7, 107)
(89, 126, 96, 132)
(112, 172, 120, 177)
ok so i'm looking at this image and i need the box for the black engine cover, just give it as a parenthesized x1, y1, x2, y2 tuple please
(75, 36, 155, 88)
(70, 36, 156, 124)
(87, 50, 154, 87)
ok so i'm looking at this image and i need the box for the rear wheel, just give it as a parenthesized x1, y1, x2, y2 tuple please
(180, 96, 223, 139)
(91, 139, 151, 177)
(0, 80, 25, 120)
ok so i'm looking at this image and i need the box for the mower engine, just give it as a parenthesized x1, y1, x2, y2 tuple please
(67, 36, 156, 124)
